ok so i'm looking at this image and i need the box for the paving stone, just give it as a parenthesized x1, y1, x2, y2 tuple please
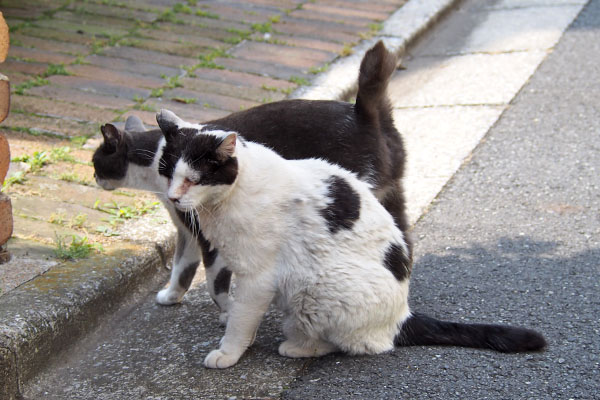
(48, 75, 150, 100)
(9, 95, 119, 124)
(123, 37, 214, 59)
(230, 41, 337, 69)
(52, 11, 138, 31)
(8, 46, 77, 65)
(144, 98, 230, 123)
(33, 18, 130, 38)
(259, 34, 345, 53)
(16, 26, 94, 46)
(275, 17, 359, 43)
(301, 2, 390, 21)
(85, 54, 181, 78)
(0, 236, 57, 294)
(163, 87, 259, 112)
(64, 2, 158, 23)
(136, 29, 224, 52)
(2, 59, 48, 76)
(102, 46, 199, 68)
(2, 112, 98, 138)
(160, 17, 249, 41)
(180, 76, 286, 103)
(241, 0, 300, 9)
(9, 34, 89, 56)
(290, 9, 373, 28)
(215, 56, 307, 81)
(0, 7, 49, 20)
(187, 68, 295, 92)
(68, 64, 164, 90)
(318, 0, 402, 13)
(119, 110, 158, 127)
(200, 3, 277, 24)
(28, 84, 134, 111)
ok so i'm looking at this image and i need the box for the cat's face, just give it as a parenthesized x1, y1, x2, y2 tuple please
(92, 124, 128, 190)
(157, 110, 239, 211)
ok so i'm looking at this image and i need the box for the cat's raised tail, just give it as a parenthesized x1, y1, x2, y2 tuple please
(355, 40, 397, 124)
(395, 312, 547, 353)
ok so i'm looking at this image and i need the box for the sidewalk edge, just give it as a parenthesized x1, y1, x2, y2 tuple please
(291, 0, 462, 101)
(0, 237, 173, 399)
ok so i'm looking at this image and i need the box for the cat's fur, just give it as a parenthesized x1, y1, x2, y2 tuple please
(93, 41, 410, 322)
(158, 109, 546, 369)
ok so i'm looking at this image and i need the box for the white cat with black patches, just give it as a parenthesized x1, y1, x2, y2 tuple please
(158, 109, 546, 369)
(93, 41, 411, 322)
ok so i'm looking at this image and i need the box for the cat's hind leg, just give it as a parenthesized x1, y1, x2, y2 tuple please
(156, 228, 200, 305)
(278, 315, 338, 358)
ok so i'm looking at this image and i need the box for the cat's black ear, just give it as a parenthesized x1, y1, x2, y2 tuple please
(156, 109, 182, 140)
(100, 124, 122, 153)
(216, 133, 237, 161)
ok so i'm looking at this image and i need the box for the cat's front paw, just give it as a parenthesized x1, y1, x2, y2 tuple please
(156, 287, 184, 305)
(204, 349, 240, 369)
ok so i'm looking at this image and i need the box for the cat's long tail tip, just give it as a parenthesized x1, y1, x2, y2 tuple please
(395, 312, 547, 353)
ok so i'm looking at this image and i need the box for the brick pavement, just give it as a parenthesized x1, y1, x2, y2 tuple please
(0, 0, 406, 295)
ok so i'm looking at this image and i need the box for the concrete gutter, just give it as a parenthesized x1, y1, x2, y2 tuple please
(0, 0, 462, 398)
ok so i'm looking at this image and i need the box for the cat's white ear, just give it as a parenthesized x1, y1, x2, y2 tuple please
(217, 132, 237, 160)
(156, 109, 183, 139)
(100, 124, 122, 152)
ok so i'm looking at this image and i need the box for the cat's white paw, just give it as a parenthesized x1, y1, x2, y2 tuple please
(218, 311, 229, 326)
(156, 288, 184, 305)
(204, 349, 240, 369)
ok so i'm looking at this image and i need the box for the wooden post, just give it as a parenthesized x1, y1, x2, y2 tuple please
(0, 11, 12, 263)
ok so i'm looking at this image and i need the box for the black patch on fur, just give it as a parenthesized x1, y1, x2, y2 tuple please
(213, 268, 233, 295)
(383, 243, 411, 281)
(178, 261, 199, 290)
(184, 133, 238, 186)
(320, 176, 360, 234)
(395, 313, 547, 353)
(159, 128, 238, 186)
(175, 209, 219, 268)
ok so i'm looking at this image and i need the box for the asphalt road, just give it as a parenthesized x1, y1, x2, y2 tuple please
(23, 0, 599, 399)
(284, 0, 600, 398)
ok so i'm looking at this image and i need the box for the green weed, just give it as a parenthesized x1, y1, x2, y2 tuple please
(173, 97, 197, 104)
(54, 234, 103, 260)
(251, 22, 272, 33)
(12, 151, 49, 172)
(195, 9, 219, 19)
(13, 76, 50, 95)
(43, 63, 70, 77)
(2, 172, 27, 191)
(289, 75, 309, 86)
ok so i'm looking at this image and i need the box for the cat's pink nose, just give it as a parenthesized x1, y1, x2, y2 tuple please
(168, 196, 179, 204)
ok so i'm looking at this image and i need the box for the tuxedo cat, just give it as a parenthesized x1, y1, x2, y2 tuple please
(158, 109, 546, 369)
(93, 41, 409, 322)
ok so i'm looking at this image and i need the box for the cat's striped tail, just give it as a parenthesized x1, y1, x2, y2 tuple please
(395, 312, 547, 353)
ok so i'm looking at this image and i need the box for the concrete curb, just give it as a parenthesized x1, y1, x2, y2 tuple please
(292, 0, 462, 101)
(0, 0, 461, 398)
(0, 239, 173, 399)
